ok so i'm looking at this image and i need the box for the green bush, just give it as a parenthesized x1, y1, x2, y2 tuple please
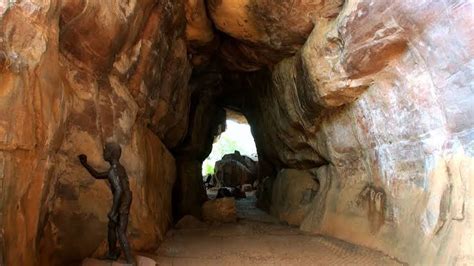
(203, 160, 215, 176)
(201, 121, 257, 177)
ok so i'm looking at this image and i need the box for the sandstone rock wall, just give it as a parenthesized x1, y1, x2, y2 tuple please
(271, 169, 319, 226)
(39, 127, 177, 265)
(241, 0, 474, 264)
(172, 69, 227, 219)
(0, 0, 191, 265)
(208, 0, 344, 70)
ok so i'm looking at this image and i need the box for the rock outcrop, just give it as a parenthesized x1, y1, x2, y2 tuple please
(0, 1, 190, 265)
(214, 151, 257, 187)
(171, 68, 227, 220)
(215, 160, 250, 187)
(222, 151, 258, 177)
(271, 169, 319, 226)
(208, 0, 344, 70)
(232, 1, 474, 265)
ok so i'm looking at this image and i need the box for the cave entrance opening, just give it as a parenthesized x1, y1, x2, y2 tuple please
(199, 109, 271, 224)
(202, 109, 257, 182)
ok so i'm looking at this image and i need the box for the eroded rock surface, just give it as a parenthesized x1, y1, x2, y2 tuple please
(215, 151, 257, 187)
(0, 0, 190, 265)
(208, 0, 344, 70)
(271, 169, 319, 226)
(234, 1, 474, 265)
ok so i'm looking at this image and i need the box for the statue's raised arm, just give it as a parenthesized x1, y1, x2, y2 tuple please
(78, 154, 108, 179)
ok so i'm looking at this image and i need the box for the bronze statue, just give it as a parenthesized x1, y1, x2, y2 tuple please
(78, 143, 133, 264)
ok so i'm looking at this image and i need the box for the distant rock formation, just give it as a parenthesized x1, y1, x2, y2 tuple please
(215, 151, 258, 187)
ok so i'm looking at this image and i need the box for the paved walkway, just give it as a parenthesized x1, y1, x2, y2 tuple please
(153, 195, 402, 266)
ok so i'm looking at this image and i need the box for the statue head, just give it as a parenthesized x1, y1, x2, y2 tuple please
(103, 142, 122, 163)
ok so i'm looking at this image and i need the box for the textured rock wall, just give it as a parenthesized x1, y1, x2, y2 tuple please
(0, 0, 191, 265)
(172, 69, 226, 219)
(241, 0, 474, 264)
(214, 151, 258, 187)
(271, 169, 319, 226)
(208, 0, 343, 70)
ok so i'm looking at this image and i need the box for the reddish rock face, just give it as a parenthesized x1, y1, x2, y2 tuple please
(0, 0, 190, 265)
(185, 0, 215, 47)
(208, 0, 344, 70)
(202, 197, 237, 223)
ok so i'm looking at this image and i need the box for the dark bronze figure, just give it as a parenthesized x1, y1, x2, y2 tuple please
(78, 143, 133, 264)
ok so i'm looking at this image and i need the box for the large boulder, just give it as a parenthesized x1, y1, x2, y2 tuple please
(271, 169, 319, 226)
(215, 159, 253, 187)
(214, 151, 258, 187)
(222, 151, 259, 177)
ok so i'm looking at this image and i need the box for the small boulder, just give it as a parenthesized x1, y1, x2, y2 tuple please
(175, 215, 207, 229)
(135, 256, 157, 266)
(202, 198, 237, 223)
(271, 169, 319, 226)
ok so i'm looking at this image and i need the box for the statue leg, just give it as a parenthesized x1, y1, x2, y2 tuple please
(117, 213, 133, 263)
(117, 193, 133, 263)
(105, 219, 120, 260)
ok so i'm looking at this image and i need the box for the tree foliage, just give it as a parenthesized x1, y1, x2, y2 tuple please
(202, 134, 246, 176)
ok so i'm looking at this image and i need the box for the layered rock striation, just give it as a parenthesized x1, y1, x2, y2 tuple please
(0, 0, 191, 265)
(233, 1, 474, 265)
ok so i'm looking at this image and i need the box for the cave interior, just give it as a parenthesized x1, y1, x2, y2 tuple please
(0, 0, 473, 265)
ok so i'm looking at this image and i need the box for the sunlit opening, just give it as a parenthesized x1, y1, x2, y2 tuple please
(202, 119, 257, 176)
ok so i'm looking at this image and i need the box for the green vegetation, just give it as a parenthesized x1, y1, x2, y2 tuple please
(202, 134, 239, 176)
(202, 133, 255, 176)
(203, 161, 215, 176)
(212, 134, 240, 158)
(202, 120, 257, 177)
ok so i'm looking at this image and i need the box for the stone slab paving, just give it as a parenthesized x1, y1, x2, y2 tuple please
(154, 195, 404, 266)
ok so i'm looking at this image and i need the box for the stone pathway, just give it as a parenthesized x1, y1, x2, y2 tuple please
(153, 195, 403, 266)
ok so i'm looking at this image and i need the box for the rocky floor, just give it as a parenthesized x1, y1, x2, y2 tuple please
(153, 194, 403, 266)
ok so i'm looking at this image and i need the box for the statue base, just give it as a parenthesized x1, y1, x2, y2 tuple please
(82, 255, 156, 266)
